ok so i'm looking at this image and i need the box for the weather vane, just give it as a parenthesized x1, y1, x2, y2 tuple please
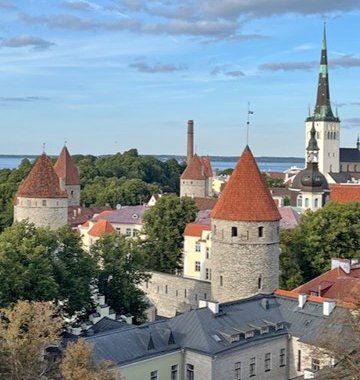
(246, 102, 254, 145)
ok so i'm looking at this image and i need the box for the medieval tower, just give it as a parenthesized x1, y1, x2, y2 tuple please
(54, 145, 81, 206)
(305, 26, 340, 177)
(210, 146, 281, 303)
(14, 153, 68, 230)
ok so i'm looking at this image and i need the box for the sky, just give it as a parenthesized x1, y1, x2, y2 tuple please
(0, 0, 360, 157)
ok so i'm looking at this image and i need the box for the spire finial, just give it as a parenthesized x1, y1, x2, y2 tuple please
(322, 22, 327, 50)
(42, 142, 46, 153)
(246, 102, 254, 145)
(64, 139, 67, 147)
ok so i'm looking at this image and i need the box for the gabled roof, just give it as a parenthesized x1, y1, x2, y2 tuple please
(183, 223, 211, 237)
(88, 219, 116, 237)
(330, 184, 360, 203)
(94, 205, 148, 225)
(194, 197, 217, 211)
(211, 146, 281, 221)
(278, 207, 300, 230)
(16, 153, 68, 199)
(181, 154, 206, 180)
(54, 146, 81, 185)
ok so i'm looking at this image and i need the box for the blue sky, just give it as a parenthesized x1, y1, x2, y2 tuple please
(0, 0, 360, 157)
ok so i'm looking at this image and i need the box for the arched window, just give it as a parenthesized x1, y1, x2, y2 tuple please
(231, 227, 238, 237)
(327, 131, 330, 139)
(325, 195, 330, 204)
(305, 198, 309, 208)
(314, 198, 319, 208)
(297, 195, 303, 207)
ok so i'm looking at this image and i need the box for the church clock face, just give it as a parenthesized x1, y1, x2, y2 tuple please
(307, 152, 316, 162)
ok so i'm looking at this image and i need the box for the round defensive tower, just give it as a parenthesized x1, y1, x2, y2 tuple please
(14, 153, 68, 230)
(210, 145, 281, 303)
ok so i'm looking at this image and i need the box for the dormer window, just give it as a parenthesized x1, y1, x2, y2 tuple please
(245, 331, 254, 339)
(230, 334, 240, 343)
(260, 326, 269, 334)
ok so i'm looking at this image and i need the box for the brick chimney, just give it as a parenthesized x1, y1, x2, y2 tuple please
(187, 120, 194, 164)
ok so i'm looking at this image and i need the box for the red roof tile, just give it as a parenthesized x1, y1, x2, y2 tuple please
(181, 154, 206, 180)
(54, 146, 80, 185)
(183, 223, 211, 237)
(16, 153, 68, 199)
(194, 197, 218, 211)
(202, 156, 213, 178)
(292, 265, 360, 308)
(211, 146, 281, 221)
(88, 219, 116, 237)
(330, 184, 360, 203)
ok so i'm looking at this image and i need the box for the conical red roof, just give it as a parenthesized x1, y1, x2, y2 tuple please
(16, 153, 68, 199)
(211, 146, 280, 221)
(181, 154, 206, 180)
(54, 146, 80, 185)
(202, 156, 213, 178)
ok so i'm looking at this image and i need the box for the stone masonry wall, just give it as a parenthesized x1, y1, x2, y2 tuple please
(14, 197, 68, 230)
(180, 179, 206, 198)
(211, 219, 280, 303)
(65, 184, 81, 206)
(140, 271, 211, 318)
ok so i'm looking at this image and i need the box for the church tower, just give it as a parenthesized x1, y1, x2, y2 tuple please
(305, 25, 340, 176)
(14, 153, 68, 230)
(54, 146, 81, 206)
(291, 121, 329, 211)
(210, 146, 280, 303)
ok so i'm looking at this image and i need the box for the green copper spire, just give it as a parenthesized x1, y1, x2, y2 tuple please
(308, 24, 339, 122)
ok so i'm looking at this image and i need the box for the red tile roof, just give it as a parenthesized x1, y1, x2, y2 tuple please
(211, 146, 281, 221)
(194, 197, 218, 211)
(88, 219, 116, 237)
(264, 171, 286, 180)
(68, 206, 112, 227)
(181, 154, 206, 180)
(278, 206, 300, 230)
(292, 264, 360, 309)
(273, 289, 333, 304)
(183, 223, 211, 237)
(330, 184, 360, 203)
(54, 146, 81, 186)
(16, 153, 68, 199)
(202, 156, 213, 178)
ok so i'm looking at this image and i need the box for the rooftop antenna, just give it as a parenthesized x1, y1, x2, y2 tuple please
(246, 102, 254, 145)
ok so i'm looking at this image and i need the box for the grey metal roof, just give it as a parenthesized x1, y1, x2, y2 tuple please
(84, 317, 128, 336)
(94, 205, 148, 225)
(340, 148, 360, 163)
(85, 294, 349, 366)
(328, 171, 352, 183)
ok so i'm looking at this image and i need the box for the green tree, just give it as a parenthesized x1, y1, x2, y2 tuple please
(0, 222, 95, 318)
(142, 195, 197, 273)
(91, 234, 149, 323)
(261, 172, 285, 188)
(280, 202, 360, 284)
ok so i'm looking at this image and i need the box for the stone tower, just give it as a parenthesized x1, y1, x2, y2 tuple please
(180, 154, 208, 198)
(210, 146, 281, 303)
(54, 146, 81, 206)
(291, 121, 329, 211)
(14, 153, 68, 230)
(305, 25, 340, 176)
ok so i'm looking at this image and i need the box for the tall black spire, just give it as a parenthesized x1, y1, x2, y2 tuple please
(309, 24, 338, 122)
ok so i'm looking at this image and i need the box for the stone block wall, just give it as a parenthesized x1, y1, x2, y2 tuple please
(211, 219, 280, 303)
(65, 184, 81, 206)
(14, 197, 68, 230)
(180, 179, 206, 198)
(141, 271, 211, 318)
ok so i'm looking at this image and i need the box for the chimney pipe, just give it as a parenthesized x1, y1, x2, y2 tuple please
(187, 120, 194, 164)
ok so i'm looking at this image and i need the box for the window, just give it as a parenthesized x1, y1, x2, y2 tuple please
(126, 228, 131, 236)
(132, 229, 137, 237)
(231, 226, 238, 237)
(42, 200, 47, 207)
(280, 348, 286, 367)
(245, 331, 254, 339)
(246, 230, 249, 240)
(116, 227, 121, 235)
(235, 362, 241, 380)
(297, 350, 301, 372)
(265, 353, 271, 372)
(150, 370, 158, 380)
(258, 226, 264, 237)
(250, 357, 256, 377)
(186, 364, 194, 380)
(171, 365, 178, 380)
(311, 358, 320, 371)
(157, 286, 159, 293)
(184, 289, 187, 298)
(314, 198, 319, 208)
(258, 276, 262, 290)
(195, 261, 200, 272)
(165, 285, 168, 294)
(71, 190, 74, 197)
(206, 247, 210, 259)
(213, 225, 217, 235)
(220, 275, 223, 286)
(195, 242, 201, 252)
(205, 268, 212, 280)
(176, 290, 178, 297)
(297, 195, 302, 207)
(305, 198, 309, 208)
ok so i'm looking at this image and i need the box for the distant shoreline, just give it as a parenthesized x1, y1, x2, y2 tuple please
(0, 154, 304, 163)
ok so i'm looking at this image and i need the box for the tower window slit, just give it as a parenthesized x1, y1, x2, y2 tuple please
(231, 227, 238, 237)
(258, 226, 264, 237)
